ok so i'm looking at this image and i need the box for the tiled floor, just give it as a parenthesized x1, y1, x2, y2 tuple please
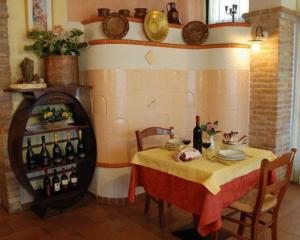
(1, 184, 300, 240)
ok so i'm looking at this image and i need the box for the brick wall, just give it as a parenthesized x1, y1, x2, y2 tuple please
(0, 0, 21, 213)
(244, 7, 297, 155)
(0, 0, 10, 88)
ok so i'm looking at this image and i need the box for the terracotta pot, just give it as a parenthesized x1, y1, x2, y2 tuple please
(44, 56, 79, 87)
(134, 8, 147, 19)
(119, 9, 130, 17)
(98, 8, 110, 17)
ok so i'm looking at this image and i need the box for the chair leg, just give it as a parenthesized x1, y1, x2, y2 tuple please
(238, 212, 247, 235)
(271, 213, 278, 240)
(250, 220, 259, 240)
(158, 199, 165, 227)
(144, 193, 151, 214)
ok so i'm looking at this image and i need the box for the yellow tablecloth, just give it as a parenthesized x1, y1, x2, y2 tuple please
(131, 147, 276, 195)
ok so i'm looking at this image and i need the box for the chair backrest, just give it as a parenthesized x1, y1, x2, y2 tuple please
(253, 148, 297, 216)
(135, 127, 174, 151)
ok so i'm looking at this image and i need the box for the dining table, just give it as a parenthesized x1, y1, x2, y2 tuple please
(128, 146, 276, 238)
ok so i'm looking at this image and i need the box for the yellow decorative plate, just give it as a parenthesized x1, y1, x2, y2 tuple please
(144, 10, 169, 42)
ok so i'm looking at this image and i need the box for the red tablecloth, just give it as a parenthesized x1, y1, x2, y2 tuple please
(128, 165, 261, 236)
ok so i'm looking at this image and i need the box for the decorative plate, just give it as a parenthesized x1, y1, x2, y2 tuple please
(182, 21, 209, 45)
(144, 10, 169, 42)
(102, 13, 129, 39)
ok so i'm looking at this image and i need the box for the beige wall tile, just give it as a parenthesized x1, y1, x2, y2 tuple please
(107, 93, 128, 118)
(93, 113, 112, 140)
(93, 95, 107, 116)
(126, 70, 144, 92)
(87, 68, 250, 165)
(111, 118, 130, 139)
(87, 69, 114, 95)
(107, 139, 129, 164)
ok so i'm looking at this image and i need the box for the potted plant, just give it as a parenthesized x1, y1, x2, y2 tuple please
(24, 25, 88, 87)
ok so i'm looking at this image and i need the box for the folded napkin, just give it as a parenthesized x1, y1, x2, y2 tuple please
(223, 131, 248, 145)
(174, 147, 201, 162)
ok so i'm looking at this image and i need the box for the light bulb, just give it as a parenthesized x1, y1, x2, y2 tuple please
(251, 42, 261, 53)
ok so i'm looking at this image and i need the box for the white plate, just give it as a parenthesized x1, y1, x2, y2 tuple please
(215, 154, 245, 161)
(166, 138, 182, 146)
(217, 149, 246, 160)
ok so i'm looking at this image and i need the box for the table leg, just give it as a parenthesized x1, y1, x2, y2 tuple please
(193, 213, 199, 228)
(211, 232, 218, 240)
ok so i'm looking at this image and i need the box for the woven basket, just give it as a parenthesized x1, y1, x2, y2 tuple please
(43, 121, 66, 130)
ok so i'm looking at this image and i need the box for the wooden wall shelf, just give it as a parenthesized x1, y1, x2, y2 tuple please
(4, 86, 92, 99)
(88, 39, 250, 49)
(81, 16, 251, 29)
(8, 88, 97, 217)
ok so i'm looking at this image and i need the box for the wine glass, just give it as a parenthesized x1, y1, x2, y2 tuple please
(182, 138, 191, 146)
(202, 141, 211, 159)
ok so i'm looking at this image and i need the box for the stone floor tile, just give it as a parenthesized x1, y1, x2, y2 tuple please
(0, 222, 13, 237)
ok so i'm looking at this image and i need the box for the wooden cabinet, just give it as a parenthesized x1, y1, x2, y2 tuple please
(7, 87, 96, 217)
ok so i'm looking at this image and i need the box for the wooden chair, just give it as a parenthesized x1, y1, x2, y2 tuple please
(221, 148, 297, 240)
(135, 126, 174, 227)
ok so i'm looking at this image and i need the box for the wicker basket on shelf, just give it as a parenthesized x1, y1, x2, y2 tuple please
(42, 121, 67, 130)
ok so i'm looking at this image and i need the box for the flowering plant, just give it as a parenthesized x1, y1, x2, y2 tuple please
(24, 25, 88, 58)
(201, 121, 221, 136)
(41, 107, 72, 123)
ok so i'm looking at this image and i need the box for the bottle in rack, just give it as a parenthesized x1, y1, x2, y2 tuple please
(193, 115, 203, 153)
(61, 168, 69, 192)
(40, 136, 50, 167)
(65, 131, 75, 163)
(70, 166, 78, 190)
(43, 168, 52, 198)
(26, 138, 37, 169)
(53, 133, 62, 165)
(52, 169, 60, 195)
(77, 130, 86, 159)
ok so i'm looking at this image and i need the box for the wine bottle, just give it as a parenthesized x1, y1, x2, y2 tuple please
(69, 166, 78, 190)
(40, 136, 50, 167)
(52, 169, 60, 194)
(43, 168, 52, 198)
(61, 168, 69, 192)
(77, 130, 86, 159)
(26, 138, 37, 169)
(193, 115, 203, 153)
(65, 131, 75, 163)
(52, 133, 62, 165)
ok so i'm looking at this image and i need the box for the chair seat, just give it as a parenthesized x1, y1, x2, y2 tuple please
(230, 189, 277, 213)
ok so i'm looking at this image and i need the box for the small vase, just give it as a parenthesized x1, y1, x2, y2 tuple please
(209, 135, 215, 149)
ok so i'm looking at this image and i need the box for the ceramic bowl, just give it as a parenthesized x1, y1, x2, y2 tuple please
(222, 142, 246, 150)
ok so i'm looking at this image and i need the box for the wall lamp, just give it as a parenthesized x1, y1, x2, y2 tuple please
(249, 26, 268, 53)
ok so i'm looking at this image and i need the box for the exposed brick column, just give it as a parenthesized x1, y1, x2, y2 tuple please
(0, 0, 21, 212)
(0, 0, 10, 88)
(244, 7, 298, 155)
(0, 91, 22, 213)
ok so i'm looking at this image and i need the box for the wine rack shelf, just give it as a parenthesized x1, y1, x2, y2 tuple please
(24, 124, 89, 136)
(22, 137, 78, 150)
(25, 157, 89, 175)
(36, 189, 81, 205)
(8, 88, 97, 217)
